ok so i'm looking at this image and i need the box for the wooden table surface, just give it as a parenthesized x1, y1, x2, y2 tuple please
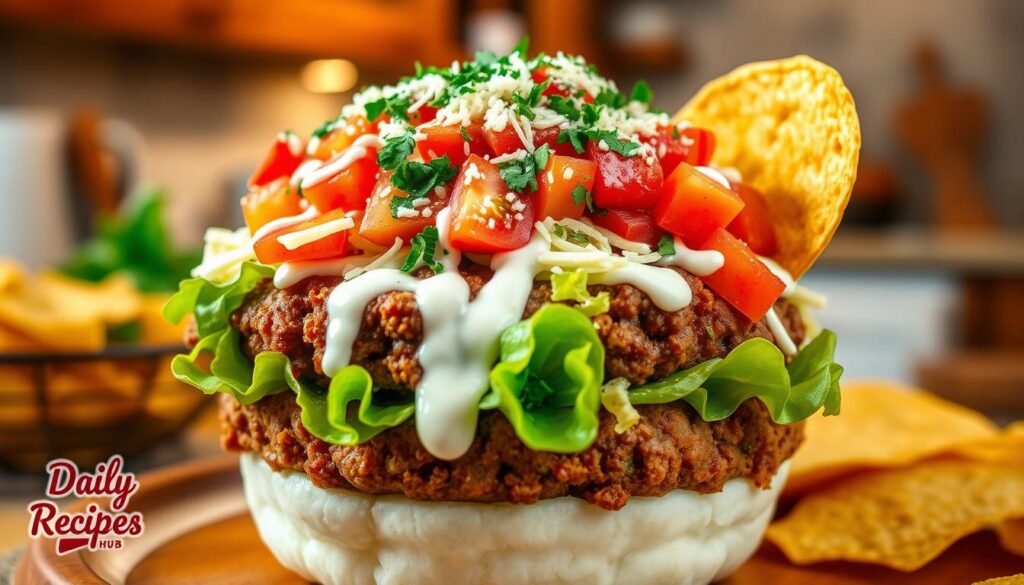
(14, 455, 1024, 584)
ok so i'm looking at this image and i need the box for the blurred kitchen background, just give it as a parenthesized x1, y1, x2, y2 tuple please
(0, 0, 1022, 479)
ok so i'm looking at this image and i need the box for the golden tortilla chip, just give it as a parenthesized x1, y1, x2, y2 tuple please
(974, 575, 1024, 585)
(997, 518, 1024, 557)
(767, 459, 1024, 571)
(953, 422, 1024, 465)
(37, 271, 142, 325)
(675, 56, 860, 277)
(786, 380, 998, 495)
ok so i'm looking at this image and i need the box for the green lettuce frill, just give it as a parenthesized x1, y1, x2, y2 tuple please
(165, 262, 842, 454)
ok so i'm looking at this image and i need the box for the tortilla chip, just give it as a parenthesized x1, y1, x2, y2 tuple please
(953, 422, 1024, 465)
(786, 380, 999, 495)
(37, 271, 142, 325)
(997, 518, 1024, 557)
(767, 459, 1024, 571)
(675, 56, 860, 277)
(974, 576, 1024, 585)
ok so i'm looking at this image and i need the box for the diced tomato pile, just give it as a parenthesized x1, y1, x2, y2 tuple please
(237, 56, 788, 322)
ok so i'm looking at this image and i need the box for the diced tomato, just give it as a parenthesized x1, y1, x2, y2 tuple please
(346, 210, 389, 254)
(699, 228, 785, 322)
(241, 178, 307, 233)
(646, 125, 717, 176)
(591, 209, 661, 248)
(653, 162, 745, 247)
(248, 132, 304, 189)
(484, 124, 576, 157)
(417, 124, 487, 166)
(727, 182, 778, 256)
(448, 155, 535, 253)
(300, 148, 379, 213)
(358, 171, 448, 246)
(533, 126, 579, 157)
(535, 156, 596, 221)
(253, 208, 351, 264)
(483, 124, 527, 156)
(587, 142, 664, 210)
(312, 116, 376, 160)
(408, 105, 438, 126)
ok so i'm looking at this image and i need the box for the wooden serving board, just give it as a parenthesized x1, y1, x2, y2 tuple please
(15, 457, 1024, 584)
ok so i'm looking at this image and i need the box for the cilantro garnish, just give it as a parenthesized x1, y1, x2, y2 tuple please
(378, 133, 416, 170)
(547, 95, 580, 121)
(630, 80, 653, 104)
(389, 156, 458, 216)
(513, 81, 548, 120)
(571, 184, 595, 212)
(311, 118, 337, 140)
(557, 128, 640, 157)
(497, 145, 550, 193)
(401, 226, 444, 274)
(459, 126, 472, 142)
(594, 88, 628, 109)
(364, 95, 412, 122)
(657, 234, 676, 257)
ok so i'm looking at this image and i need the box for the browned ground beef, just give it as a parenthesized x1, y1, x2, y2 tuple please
(211, 263, 806, 509)
(221, 393, 803, 510)
(231, 263, 804, 390)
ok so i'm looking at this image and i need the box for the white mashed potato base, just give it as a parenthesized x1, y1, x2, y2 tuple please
(241, 453, 788, 585)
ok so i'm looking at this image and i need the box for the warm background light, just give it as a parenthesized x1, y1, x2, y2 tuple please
(300, 59, 358, 94)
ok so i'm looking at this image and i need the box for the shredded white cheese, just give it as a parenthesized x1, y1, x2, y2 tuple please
(277, 217, 354, 251)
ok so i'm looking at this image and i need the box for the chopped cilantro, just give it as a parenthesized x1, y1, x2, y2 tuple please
(513, 81, 548, 120)
(401, 226, 444, 274)
(377, 133, 416, 170)
(497, 145, 549, 193)
(547, 95, 580, 121)
(311, 118, 337, 139)
(459, 126, 472, 142)
(552, 224, 565, 238)
(557, 128, 588, 154)
(571, 184, 595, 212)
(390, 155, 458, 216)
(630, 80, 653, 104)
(594, 88, 628, 109)
(581, 103, 603, 125)
(568, 229, 589, 244)
(512, 36, 530, 58)
(364, 95, 412, 122)
(657, 234, 676, 257)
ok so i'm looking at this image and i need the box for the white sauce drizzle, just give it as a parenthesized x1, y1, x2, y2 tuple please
(589, 263, 691, 312)
(765, 308, 797, 356)
(757, 255, 796, 298)
(300, 134, 384, 190)
(696, 166, 732, 190)
(274, 256, 374, 289)
(657, 236, 724, 277)
(290, 159, 323, 187)
(250, 205, 318, 241)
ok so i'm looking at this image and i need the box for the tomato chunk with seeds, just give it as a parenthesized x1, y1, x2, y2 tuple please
(358, 171, 448, 246)
(248, 132, 304, 189)
(448, 155, 535, 253)
(587, 142, 664, 210)
(654, 162, 745, 247)
(253, 208, 351, 264)
(241, 178, 306, 233)
(590, 209, 661, 248)
(535, 156, 597, 221)
(301, 148, 378, 213)
(727, 182, 778, 256)
(699, 228, 785, 322)
(311, 116, 376, 160)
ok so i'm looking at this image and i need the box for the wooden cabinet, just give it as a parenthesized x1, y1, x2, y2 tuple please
(0, 0, 462, 69)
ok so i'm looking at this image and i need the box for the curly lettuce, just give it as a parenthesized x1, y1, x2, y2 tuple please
(480, 303, 604, 452)
(549, 269, 609, 316)
(628, 329, 842, 423)
(165, 263, 413, 445)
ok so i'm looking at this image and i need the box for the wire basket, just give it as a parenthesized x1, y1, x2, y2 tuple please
(0, 344, 207, 472)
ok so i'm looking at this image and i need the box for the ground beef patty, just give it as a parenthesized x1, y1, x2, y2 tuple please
(231, 263, 805, 391)
(221, 393, 803, 510)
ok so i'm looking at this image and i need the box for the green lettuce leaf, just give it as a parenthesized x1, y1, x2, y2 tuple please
(171, 326, 413, 444)
(627, 329, 842, 423)
(163, 261, 273, 338)
(549, 268, 610, 316)
(480, 303, 604, 452)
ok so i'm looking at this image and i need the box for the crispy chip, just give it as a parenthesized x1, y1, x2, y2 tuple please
(953, 422, 1024, 465)
(974, 575, 1024, 585)
(997, 518, 1024, 557)
(675, 56, 860, 277)
(767, 459, 1024, 571)
(785, 380, 999, 496)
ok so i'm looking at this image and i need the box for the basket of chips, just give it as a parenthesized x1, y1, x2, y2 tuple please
(0, 192, 207, 471)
